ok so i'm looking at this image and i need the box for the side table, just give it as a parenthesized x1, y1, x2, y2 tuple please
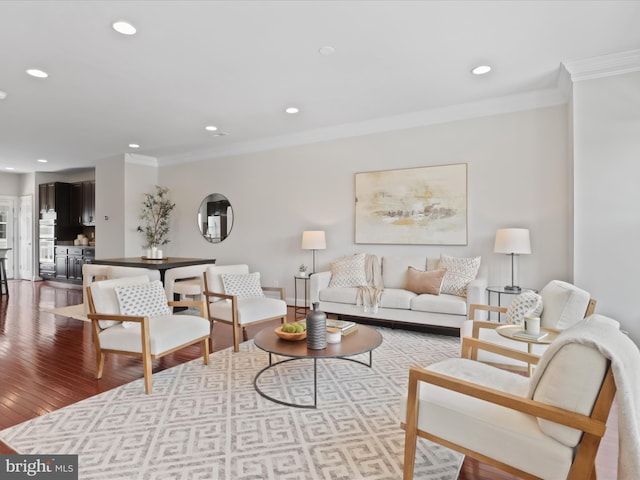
(495, 325, 558, 375)
(294, 275, 310, 319)
(486, 286, 538, 321)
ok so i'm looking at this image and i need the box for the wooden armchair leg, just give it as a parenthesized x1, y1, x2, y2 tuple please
(242, 326, 248, 342)
(202, 338, 210, 365)
(142, 353, 153, 394)
(403, 428, 418, 480)
(233, 327, 240, 352)
(95, 352, 105, 379)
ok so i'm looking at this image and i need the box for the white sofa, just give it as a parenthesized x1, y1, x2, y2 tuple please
(310, 255, 487, 331)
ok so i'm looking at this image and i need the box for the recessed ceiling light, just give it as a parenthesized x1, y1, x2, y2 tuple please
(6, 167, 15, 170)
(26, 69, 48, 78)
(319, 45, 336, 56)
(112, 21, 137, 35)
(285, 107, 299, 114)
(471, 65, 491, 75)
(0, 91, 7, 100)
(128, 143, 140, 148)
(37, 159, 48, 163)
(205, 125, 218, 132)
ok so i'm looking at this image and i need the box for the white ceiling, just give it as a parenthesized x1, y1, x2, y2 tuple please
(1, 0, 639, 173)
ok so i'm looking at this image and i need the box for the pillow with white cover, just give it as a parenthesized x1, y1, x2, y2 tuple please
(115, 280, 172, 328)
(438, 254, 481, 297)
(221, 272, 265, 298)
(328, 253, 367, 288)
(505, 290, 544, 325)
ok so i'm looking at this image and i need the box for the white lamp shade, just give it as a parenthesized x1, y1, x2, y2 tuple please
(494, 228, 531, 255)
(301, 230, 326, 250)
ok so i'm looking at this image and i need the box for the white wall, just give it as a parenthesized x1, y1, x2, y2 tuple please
(124, 155, 159, 257)
(95, 155, 126, 259)
(573, 71, 640, 344)
(159, 105, 572, 303)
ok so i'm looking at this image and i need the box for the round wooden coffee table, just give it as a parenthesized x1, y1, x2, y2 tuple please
(253, 324, 383, 408)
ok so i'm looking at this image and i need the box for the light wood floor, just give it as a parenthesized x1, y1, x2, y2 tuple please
(0, 280, 618, 479)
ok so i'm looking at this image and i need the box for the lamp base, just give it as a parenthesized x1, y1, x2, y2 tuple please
(504, 285, 522, 293)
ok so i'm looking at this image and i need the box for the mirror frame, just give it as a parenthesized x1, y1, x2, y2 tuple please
(197, 193, 233, 243)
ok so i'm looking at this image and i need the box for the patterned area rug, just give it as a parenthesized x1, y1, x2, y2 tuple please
(42, 303, 89, 322)
(0, 327, 463, 479)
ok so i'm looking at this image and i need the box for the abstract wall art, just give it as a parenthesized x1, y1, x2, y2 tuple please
(355, 163, 468, 245)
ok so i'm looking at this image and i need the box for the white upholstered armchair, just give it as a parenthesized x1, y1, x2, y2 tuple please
(460, 280, 598, 371)
(401, 314, 637, 480)
(86, 275, 210, 394)
(203, 264, 287, 352)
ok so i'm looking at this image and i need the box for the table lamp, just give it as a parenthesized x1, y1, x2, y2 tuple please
(301, 230, 326, 273)
(494, 228, 531, 292)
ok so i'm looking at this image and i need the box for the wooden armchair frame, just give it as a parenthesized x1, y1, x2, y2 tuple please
(87, 288, 210, 394)
(464, 299, 597, 370)
(402, 334, 616, 480)
(203, 273, 286, 352)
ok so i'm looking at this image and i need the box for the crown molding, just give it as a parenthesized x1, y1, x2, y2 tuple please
(562, 49, 640, 82)
(125, 153, 158, 167)
(159, 88, 566, 165)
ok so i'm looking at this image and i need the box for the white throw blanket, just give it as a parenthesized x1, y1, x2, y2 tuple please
(356, 254, 384, 307)
(528, 314, 640, 479)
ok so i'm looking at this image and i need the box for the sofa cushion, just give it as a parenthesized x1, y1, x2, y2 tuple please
(381, 256, 427, 289)
(406, 267, 446, 295)
(505, 291, 544, 325)
(439, 254, 481, 297)
(319, 287, 359, 305)
(411, 293, 468, 315)
(328, 253, 367, 288)
(380, 288, 415, 309)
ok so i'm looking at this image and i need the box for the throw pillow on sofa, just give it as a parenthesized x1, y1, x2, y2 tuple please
(438, 254, 481, 297)
(406, 267, 446, 295)
(505, 290, 543, 325)
(328, 253, 367, 288)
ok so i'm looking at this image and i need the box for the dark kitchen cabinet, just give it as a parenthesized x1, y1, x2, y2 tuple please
(70, 183, 83, 227)
(38, 182, 71, 226)
(82, 181, 95, 225)
(54, 246, 94, 284)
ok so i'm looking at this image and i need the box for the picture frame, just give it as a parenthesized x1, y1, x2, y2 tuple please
(355, 163, 468, 245)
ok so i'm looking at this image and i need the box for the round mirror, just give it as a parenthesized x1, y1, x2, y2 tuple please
(197, 194, 233, 243)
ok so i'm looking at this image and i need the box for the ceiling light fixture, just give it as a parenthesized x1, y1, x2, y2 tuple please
(6, 167, 15, 170)
(471, 65, 492, 75)
(205, 125, 218, 132)
(26, 69, 48, 78)
(112, 21, 137, 35)
(319, 45, 336, 56)
(37, 159, 48, 163)
(0, 91, 7, 100)
(128, 143, 140, 148)
(285, 107, 299, 114)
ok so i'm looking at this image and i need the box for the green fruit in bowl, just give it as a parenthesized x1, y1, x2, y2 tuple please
(293, 324, 304, 333)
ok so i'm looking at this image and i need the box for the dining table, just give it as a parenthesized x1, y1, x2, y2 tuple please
(91, 256, 216, 283)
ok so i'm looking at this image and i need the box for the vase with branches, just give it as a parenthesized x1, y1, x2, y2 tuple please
(137, 185, 176, 251)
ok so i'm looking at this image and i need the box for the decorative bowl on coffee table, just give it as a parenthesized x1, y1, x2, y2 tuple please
(274, 326, 307, 341)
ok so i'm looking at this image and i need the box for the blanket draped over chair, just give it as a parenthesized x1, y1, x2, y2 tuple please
(529, 314, 640, 480)
(356, 254, 384, 308)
